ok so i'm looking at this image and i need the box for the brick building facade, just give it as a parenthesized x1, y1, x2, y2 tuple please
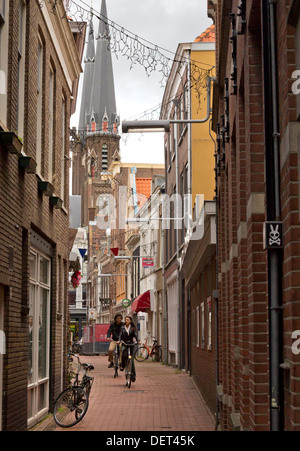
(0, 0, 83, 430)
(212, 0, 300, 431)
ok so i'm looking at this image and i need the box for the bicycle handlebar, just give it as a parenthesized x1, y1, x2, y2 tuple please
(120, 341, 137, 347)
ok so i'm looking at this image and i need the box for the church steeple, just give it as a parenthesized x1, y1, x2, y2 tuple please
(78, 17, 95, 132)
(88, 0, 118, 134)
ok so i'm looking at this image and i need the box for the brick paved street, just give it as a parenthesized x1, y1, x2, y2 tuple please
(39, 355, 215, 432)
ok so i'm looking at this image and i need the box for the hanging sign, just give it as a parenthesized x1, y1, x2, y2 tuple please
(142, 258, 154, 268)
(79, 248, 87, 259)
(263, 222, 283, 249)
(122, 299, 131, 308)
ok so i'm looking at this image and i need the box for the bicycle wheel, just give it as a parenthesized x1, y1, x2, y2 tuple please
(84, 380, 92, 396)
(113, 353, 119, 378)
(152, 346, 162, 362)
(125, 359, 132, 388)
(53, 387, 89, 428)
(134, 346, 149, 362)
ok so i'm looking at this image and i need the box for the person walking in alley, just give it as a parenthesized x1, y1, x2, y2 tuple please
(106, 314, 124, 368)
(118, 316, 138, 381)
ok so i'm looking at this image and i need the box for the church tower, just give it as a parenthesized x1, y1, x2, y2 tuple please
(72, 0, 121, 231)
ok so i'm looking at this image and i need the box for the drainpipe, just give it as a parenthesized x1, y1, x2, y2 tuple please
(209, 118, 220, 430)
(161, 218, 168, 364)
(262, 0, 283, 431)
(174, 107, 181, 369)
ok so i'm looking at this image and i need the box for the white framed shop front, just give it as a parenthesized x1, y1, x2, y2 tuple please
(27, 248, 51, 428)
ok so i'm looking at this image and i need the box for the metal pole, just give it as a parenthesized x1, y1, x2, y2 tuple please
(262, 0, 283, 431)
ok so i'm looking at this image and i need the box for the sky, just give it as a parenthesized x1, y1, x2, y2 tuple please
(70, 0, 213, 165)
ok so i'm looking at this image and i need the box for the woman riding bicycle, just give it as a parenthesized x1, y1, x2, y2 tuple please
(118, 316, 138, 381)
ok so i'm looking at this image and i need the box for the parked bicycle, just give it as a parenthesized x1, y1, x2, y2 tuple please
(53, 353, 94, 428)
(121, 342, 136, 388)
(71, 340, 82, 354)
(135, 337, 162, 362)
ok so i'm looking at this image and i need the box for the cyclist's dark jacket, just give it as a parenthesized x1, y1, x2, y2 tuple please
(107, 321, 124, 341)
(118, 325, 138, 344)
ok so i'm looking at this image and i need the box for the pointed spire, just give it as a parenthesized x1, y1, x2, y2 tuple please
(97, 0, 110, 40)
(85, 17, 95, 63)
(78, 17, 95, 132)
(88, 0, 118, 134)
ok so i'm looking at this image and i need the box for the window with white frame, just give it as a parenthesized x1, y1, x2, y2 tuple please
(207, 297, 212, 351)
(201, 302, 205, 349)
(61, 96, 66, 201)
(48, 66, 55, 182)
(17, 0, 26, 138)
(36, 36, 44, 174)
(192, 307, 196, 346)
(28, 250, 51, 427)
(0, 0, 9, 127)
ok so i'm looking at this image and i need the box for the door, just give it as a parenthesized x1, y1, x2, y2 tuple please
(0, 285, 4, 431)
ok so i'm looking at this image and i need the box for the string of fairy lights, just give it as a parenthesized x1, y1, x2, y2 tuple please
(42, 0, 214, 100)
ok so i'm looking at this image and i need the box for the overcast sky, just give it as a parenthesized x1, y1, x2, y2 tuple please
(70, 0, 213, 164)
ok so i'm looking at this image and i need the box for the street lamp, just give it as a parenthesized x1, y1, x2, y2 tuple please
(122, 120, 170, 134)
(121, 76, 215, 135)
(98, 274, 130, 277)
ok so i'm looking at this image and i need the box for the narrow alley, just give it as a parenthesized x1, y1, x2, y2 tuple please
(33, 356, 214, 432)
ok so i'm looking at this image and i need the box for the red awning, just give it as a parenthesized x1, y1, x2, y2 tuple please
(131, 291, 151, 313)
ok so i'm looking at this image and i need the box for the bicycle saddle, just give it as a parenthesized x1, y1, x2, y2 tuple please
(83, 363, 94, 371)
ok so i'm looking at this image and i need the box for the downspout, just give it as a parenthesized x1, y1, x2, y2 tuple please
(262, 0, 283, 431)
(161, 213, 168, 364)
(131, 167, 139, 216)
(209, 118, 220, 431)
(175, 106, 181, 368)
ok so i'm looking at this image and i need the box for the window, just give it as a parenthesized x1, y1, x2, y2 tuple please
(201, 302, 205, 349)
(17, 0, 26, 138)
(0, 285, 4, 432)
(61, 96, 66, 200)
(48, 66, 55, 182)
(102, 144, 108, 172)
(184, 82, 189, 120)
(207, 297, 212, 351)
(196, 306, 200, 348)
(36, 36, 44, 174)
(28, 251, 51, 427)
(0, 0, 9, 127)
(296, 15, 300, 120)
(192, 308, 195, 347)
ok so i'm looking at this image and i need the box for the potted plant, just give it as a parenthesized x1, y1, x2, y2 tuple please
(0, 131, 23, 154)
(71, 270, 82, 289)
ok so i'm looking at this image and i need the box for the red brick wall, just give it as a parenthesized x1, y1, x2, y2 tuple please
(0, 0, 79, 430)
(214, 0, 300, 431)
